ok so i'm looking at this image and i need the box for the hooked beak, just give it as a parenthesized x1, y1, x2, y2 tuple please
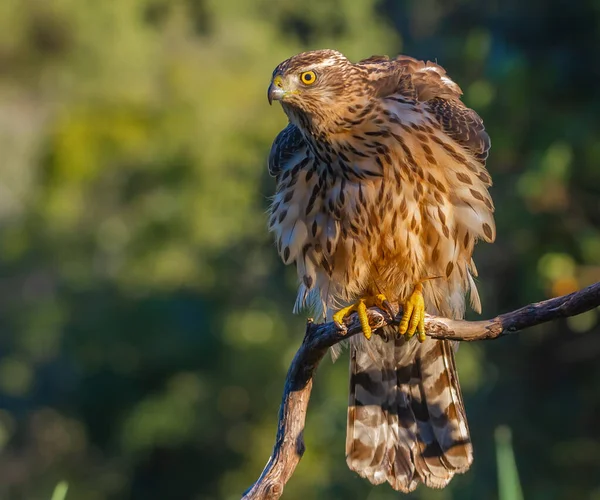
(268, 75, 286, 105)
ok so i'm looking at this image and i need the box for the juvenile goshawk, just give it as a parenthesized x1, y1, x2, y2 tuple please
(266, 49, 495, 492)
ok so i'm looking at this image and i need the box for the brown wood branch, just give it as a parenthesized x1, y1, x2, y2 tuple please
(241, 282, 600, 500)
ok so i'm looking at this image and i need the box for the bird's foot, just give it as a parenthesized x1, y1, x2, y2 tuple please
(399, 283, 426, 342)
(333, 294, 392, 340)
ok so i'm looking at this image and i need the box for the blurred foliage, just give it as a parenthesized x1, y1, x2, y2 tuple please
(495, 426, 523, 500)
(50, 481, 69, 500)
(0, 0, 599, 499)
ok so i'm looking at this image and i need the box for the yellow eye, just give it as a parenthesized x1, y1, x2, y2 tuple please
(300, 71, 317, 85)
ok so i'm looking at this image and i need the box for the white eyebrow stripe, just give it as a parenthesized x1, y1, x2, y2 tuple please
(315, 59, 338, 67)
(307, 57, 344, 70)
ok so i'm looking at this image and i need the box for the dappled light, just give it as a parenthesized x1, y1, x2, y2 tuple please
(0, 1, 598, 499)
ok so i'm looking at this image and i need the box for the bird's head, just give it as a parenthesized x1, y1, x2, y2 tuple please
(268, 49, 359, 136)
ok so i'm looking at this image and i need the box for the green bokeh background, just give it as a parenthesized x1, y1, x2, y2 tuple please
(0, 1, 599, 499)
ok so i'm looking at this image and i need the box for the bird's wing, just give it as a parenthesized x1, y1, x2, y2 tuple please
(268, 123, 306, 178)
(362, 55, 491, 168)
(268, 123, 338, 316)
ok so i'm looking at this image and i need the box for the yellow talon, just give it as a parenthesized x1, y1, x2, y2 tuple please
(399, 283, 426, 342)
(333, 299, 371, 339)
(373, 294, 391, 311)
(333, 294, 392, 340)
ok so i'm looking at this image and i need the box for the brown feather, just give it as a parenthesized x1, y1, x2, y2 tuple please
(267, 49, 495, 492)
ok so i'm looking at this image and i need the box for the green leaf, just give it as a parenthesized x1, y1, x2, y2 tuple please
(50, 482, 69, 500)
(495, 426, 524, 500)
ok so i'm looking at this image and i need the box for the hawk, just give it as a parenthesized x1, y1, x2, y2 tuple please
(266, 49, 495, 492)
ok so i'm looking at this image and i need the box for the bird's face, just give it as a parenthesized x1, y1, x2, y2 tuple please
(268, 50, 355, 133)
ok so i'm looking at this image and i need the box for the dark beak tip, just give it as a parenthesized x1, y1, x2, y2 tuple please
(267, 83, 275, 106)
(268, 81, 286, 106)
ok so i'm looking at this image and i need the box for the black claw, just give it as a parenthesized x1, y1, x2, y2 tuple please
(381, 300, 395, 319)
(334, 320, 346, 331)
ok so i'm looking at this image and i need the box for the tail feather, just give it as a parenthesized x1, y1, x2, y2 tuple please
(346, 331, 472, 492)
(346, 335, 404, 485)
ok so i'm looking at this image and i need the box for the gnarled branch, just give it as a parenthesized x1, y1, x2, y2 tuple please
(241, 282, 600, 500)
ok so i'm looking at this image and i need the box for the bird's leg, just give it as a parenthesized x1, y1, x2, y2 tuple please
(333, 294, 392, 340)
(398, 283, 426, 342)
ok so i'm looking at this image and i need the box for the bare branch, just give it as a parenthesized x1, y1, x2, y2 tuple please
(241, 282, 600, 500)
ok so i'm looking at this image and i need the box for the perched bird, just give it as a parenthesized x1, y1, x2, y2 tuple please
(266, 49, 495, 492)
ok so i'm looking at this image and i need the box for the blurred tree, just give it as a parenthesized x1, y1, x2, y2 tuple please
(0, 0, 598, 499)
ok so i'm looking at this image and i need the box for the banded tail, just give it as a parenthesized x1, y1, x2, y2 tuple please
(346, 332, 472, 492)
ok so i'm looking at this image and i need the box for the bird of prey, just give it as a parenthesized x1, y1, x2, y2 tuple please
(266, 49, 495, 492)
